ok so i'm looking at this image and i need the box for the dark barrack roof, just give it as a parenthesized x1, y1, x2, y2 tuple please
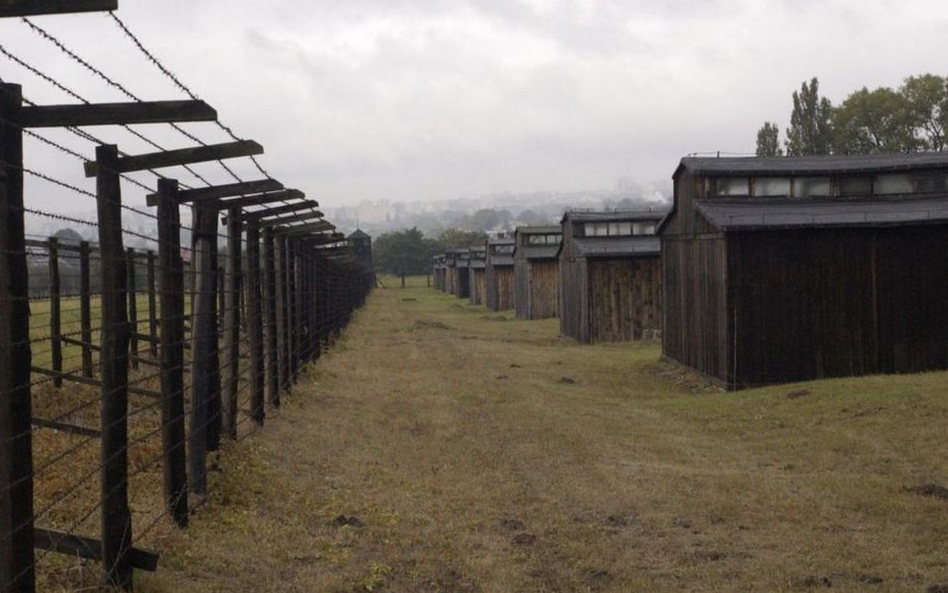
(516, 225, 561, 234)
(679, 153, 948, 176)
(572, 236, 661, 258)
(562, 209, 667, 223)
(696, 196, 948, 230)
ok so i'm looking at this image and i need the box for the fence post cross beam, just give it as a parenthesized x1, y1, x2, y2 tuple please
(0, 1, 118, 18)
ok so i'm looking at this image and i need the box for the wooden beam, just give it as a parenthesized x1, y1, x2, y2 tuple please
(0, 0, 117, 17)
(31, 366, 160, 399)
(276, 221, 336, 236)
(255, 211, 325, 228)
(236, 201, 319, 222)
(146, 179, 282, 206)
(20, 100, 217, 128)
(84, 140, 263, 177)
(32, 417, 101, 438)
(33, 528, 158, 572)
(219, 189, 306, 209)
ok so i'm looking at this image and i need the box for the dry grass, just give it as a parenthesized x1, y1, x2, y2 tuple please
(138, 275, 948, 592)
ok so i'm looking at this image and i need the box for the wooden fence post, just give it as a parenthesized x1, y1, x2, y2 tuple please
(126, 248, 138, 370)
(189, 201, 216, 496)
(146, 250, 158, 359)
(288, 239, 299, 380)
(0, 81, 35, 593)
(274, 234, 288, 392)
(95, 143, 133, 590)
(49, 237, 62, 387)
(221, 207, 241, 440)
(263, 229, 279, 408)
(156, 178, 188, 527)
(246, 222, 264, 425)
(79, 240, 93, 378)
(206, 252, 221, 452)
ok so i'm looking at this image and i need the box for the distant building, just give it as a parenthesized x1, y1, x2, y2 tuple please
(485, 236, 515, 311)
(347, 229, 375, 290)
(513, 225, 561, 320)
(661, 153, 948, 389)
(558, 210, 664, 343)
(468, 247, 487, 306)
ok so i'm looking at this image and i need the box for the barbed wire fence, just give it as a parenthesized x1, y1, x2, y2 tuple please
(0, 3, 374, 592)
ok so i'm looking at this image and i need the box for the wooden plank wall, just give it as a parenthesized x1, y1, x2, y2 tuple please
(468, 268, 487, 305)
(486, 266, 515, 311)
(530, 260, 559, 319)
(558, 256, 588, 341)
(661, 235, 729, 383)
(513, 259, 529, 319)
(729, 226, 948, 387)
(586, 257, 661, 342)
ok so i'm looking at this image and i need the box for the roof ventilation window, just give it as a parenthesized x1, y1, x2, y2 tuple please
(917, 173, 948, 194)
(753, 177, 791, 197)
(527, 234, 561, 245)
(714, 177, 749, 196)
(493, 244, 514, 255)
(633, 222, 657, 235)
(838, 177, 872, 197)
(794, 177, 832, 198)
(874, 174, 914, 195)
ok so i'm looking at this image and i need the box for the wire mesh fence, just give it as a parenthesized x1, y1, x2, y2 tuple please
(0, 4, 374, 592)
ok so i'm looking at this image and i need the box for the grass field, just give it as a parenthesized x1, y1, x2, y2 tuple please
(137, 275, 948, 592)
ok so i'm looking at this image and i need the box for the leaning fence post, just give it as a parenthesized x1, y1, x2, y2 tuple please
(0, 81, 35, 593)
(189, 201, 216, 496)
(221, 207, 242, 440)
(49, 236, 62, 387)
(246, 222, 265, 425)
(263, 229, 279, 408)
(156, 178, 188, 527)
(79, 240, 93, 378)
(127, 247, 138, 370)
(146, 250, 158, 359)
(95, 143, 133, 590)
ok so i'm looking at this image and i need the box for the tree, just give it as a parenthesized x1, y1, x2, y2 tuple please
(901, 74, 948, 151)
(436, 228, 487, 250)
(756, 122, 783, 156)
(373, 227, 440, 287)
(832, 86, 916, 154)
(52, 227, 84, 245)
(785, 77, 834, 156)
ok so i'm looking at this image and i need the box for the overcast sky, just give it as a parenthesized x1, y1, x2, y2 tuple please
(2, 0, 948, 213)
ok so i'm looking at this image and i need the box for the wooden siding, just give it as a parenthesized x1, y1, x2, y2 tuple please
(728, 227, 948, 387)
(468, 268, 487, 306)
(558, 256, 588, 341)
(661, 234, 730, 383)
(586, 257, 662, 343)
(445, 267, 457, 295)
(486, 265, 515, 311)
(514, 259, 560, 320)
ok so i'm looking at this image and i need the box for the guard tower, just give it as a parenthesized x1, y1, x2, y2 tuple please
(347, 229, 376, 289)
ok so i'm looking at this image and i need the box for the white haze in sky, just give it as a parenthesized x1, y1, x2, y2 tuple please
(2, 0, 948, 214)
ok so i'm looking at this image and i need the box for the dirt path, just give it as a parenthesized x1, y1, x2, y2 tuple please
(145, 278, 948, 593)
